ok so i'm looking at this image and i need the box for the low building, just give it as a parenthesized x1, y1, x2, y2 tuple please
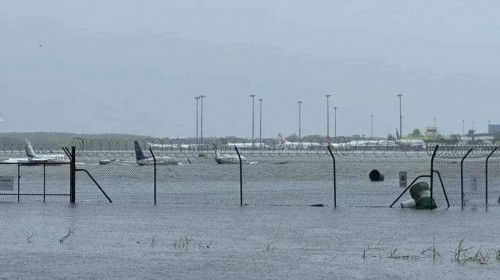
(425, 126, 437, 138)
(488, 124, 500, 134)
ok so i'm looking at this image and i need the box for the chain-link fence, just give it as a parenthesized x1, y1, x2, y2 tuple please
(0, 163, 70, 202)
(1, 138, 500, 207)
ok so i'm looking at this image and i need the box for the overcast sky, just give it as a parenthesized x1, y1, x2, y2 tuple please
(1, 0, 499, 138)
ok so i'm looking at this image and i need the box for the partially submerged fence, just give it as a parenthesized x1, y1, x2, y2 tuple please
(0, 162, 70, 202)
(1, 138, 499, 207)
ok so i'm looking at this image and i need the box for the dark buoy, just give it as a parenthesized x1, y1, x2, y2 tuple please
(369, 169, 384, 182)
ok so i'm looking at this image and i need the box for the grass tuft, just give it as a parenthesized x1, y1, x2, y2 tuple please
(363, 241, 384, 260)
(264, 244, 276, 252)
(173, 236, 193, 251)
(26, 230, 36, 244)
(421, 237, 440, 260)
(59, 227, 77, 244)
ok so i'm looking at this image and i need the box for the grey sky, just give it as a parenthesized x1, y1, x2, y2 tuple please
(1, 0, 499, 138)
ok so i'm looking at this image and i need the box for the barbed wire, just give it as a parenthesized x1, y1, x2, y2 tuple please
(0, 137, 498, 159)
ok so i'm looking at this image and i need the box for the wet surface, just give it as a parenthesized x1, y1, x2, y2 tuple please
(1, 203, 499, 279)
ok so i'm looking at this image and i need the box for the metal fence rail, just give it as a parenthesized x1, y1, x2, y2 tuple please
(0, 162, 70, 202)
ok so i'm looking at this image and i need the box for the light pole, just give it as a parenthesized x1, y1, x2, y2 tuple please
(259, 98, 263, 148)
(199, 95, 205, 144)
(298, 101, 302, 145)
(462, 120, 465, 135)
(194, 96, 200, 144)
(371, 114, 374, 138)
(326, 95, 331, 140)
(250, 94, 256, 149)
(334, 107, 338, 138)
(397, 94, 403, 139)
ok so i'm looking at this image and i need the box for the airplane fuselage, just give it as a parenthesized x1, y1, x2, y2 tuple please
(136, 157, 181, 166)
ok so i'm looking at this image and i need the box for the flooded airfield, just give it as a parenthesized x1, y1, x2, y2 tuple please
(1, 151, 500, 279)
(1, 203, 500, 279)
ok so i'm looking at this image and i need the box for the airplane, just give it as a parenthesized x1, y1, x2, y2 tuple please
(277, 134, 321, 150)
(98, 158, 131, 165)
(345, 140, 399, 148)
(146, 142, 198, 150)
(2, 138, 69, 164)
(227, 142, 268, 149)
(2, 157, 30, 164)
(213, 143, 248, 164)
(134, 141, 182, 166)
(326, 138, 347, 149)
(24, 138, 69, 163)
(395, 139, 426, 150)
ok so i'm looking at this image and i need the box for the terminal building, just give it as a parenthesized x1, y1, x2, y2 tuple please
(488, 124, 500, 134)
(425, 126, 437, 138)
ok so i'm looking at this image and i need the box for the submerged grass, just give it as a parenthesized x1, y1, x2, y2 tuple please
(388, 247, 410, 260)
(173, 236, 193, 251)
(362, 241, 385, 260)
(421, 237, 440, 260)
(363, 239, 499, 265)
(453, 239, 492, 265)
(26, 230, 36, 244)
(264, 244, 276, 253)
(59, 227, 77, 244)
(172, 236, 211, 251)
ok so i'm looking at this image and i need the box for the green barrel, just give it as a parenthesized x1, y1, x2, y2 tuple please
(409, 182, 437, 210)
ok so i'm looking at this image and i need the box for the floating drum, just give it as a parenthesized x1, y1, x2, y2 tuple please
(369, 169, 384, 182)
(409, 182, 437, 210)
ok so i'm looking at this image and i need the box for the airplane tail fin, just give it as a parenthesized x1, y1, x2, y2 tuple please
(134, 141, 148, 160)
(24, 138, 37, 157)
(277, 133, 285, 144)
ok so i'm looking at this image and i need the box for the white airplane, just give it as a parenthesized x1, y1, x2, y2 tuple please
(3, 138, 69, 164)
(277, 134, 321, 150)
(134, 141, 182, 166)
(2, 157, 30, 164)
(213, 143, 248, 164)
(24, 138, 69, 163)
(146, 142, 200, 150)
(227, 142, 268, 149)
(345, 140, 398, 148)
(396, 139, 426, 150)
(98, 158, 131, 165)
(326, 138, 347, 149)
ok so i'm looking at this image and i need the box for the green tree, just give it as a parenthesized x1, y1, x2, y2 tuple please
(449, 134, 461, 144)
(286, 134, 299, 142)
(410, 129, 422, 138)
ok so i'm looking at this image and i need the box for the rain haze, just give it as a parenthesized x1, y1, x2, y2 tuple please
(1, 0, 499, 138)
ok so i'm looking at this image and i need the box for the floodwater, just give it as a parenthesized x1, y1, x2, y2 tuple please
(1, 202, 499, 279)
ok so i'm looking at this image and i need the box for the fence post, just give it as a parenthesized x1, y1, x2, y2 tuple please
(235, 147, 243, 206)
(17, 164, 20, 202)
(149, 148, 157, 205)
(43, 163, 46, 202)
(485, 147, 497, 205)
(327, 146, 337, 207)
(430, 145, 439, 205)
(460, 148, 473, 208)
(70, 146, 76, 203)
